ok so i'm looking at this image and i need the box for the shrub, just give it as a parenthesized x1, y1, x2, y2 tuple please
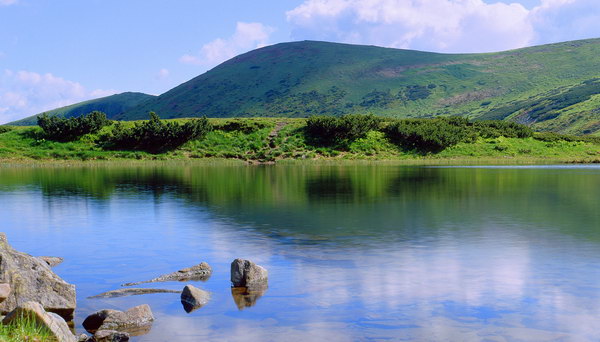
(474, 120, 533, 139)
(306, 114, 381, 145)
(214, 119, 268, 133)
(383, 118, 475, 153)
(37, 111, 110, 141)
(0, 125, 13, 134)
(104, 112, 212, 153)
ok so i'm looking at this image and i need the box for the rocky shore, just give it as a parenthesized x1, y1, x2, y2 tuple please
(0, 233, 269, 341)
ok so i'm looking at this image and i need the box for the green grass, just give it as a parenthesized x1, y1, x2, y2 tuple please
(1, 118, 598, 164)
(0, 313, 56, 342)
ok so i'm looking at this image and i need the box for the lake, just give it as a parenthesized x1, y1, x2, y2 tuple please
(1, 163, 599, 341)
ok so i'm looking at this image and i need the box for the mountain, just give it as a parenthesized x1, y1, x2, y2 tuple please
(10, 92, 155, 126)
(14, 39, 600, 135)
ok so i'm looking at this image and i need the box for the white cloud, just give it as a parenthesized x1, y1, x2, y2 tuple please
(0, 0, 17, 6)
(180, 22, 275, 68)
(0, 70, 117, 124)
(286, 0, 600, 53)
(156, 68, 170, 80)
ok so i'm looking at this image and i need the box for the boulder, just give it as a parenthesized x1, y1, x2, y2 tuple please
(230, 259, 268, 288)
(2, 301, 76, 342)
(0, 283, 10, 302)
(122, 262, 212, 286)
(180, 285, 210, 313)
(38, 256, 64, 267)
(88, 288, 180, 299)
(0, 233, 76, 320)
(93, 330, 130, 342)
(83, 305, 154, 336)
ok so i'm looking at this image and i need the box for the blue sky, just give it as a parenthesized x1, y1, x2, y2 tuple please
(1, 0, 600, 123)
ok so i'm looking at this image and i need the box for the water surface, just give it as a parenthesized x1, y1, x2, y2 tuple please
(0, 164, 599, 341)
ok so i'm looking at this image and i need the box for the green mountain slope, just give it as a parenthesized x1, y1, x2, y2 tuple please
(11, 92, 155, 126)
(121, 39, 600, 135)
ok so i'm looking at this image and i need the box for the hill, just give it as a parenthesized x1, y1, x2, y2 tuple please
(11, 92, 155, 126)
(120, 39, 600, 136)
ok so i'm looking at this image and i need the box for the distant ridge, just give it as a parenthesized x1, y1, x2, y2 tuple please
(10, 92, 155, 126)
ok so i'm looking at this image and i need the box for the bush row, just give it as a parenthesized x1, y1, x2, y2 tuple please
(37, 111, 110, 141)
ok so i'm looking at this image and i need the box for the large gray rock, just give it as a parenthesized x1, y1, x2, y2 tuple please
(2, 301, 76, 342)
(181, 285, 210, 313)
(230, 259, 268, 288)
(122, 262, 212, 286)
(0, 233, 76, 320)
(83, 305, 154, 336)
(93, 330, 130, 342)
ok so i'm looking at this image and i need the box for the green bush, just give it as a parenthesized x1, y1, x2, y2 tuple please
(383, 118, 475, 153)
(104, 112, 212, 153)
(214, 119, 268, 133)
(306, 114, 381, 145)
(0, 126, 13, 134)
(37, 111, 110, 141)
(474, 120, 533, 139)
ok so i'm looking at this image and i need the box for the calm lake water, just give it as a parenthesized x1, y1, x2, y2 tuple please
(1, 163, 600, 341)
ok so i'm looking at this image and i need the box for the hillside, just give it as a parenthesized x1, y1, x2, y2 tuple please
(11, 92, 155, 126)
(120, 39, 600, 136)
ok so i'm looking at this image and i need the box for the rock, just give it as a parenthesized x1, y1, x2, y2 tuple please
(83, 305, 154, 336)
(88, 288, 181, 299)
(38, 256, 64, 267)
(122, 262, 212, 286)
(2, 301, 76, 342)
(77, 333, 91, 342)
(0, 233, 76, 320)
(0, 283, 10, 303)
(180, 285, 210, 313)
(230, 259, 268, 288)
(231, 285, 268, 310)
(93, 330, 130, 342)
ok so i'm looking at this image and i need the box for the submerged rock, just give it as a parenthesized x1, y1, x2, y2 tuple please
(88, 288, 180, 299)
(93, 330, 130, 342)
(83, 304, 154, 336)
(38, 256, 64, 267)
(230, 259, 268, 288)
(2, 301, 76, 342)
(231, 285, 268, 310)
(180, 285, 210, 313)
(0, 233, 76, 320)
(122, 262, 212, 286)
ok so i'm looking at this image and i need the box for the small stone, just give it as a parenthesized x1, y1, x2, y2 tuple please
(230, 259, 268, 288)
(122, 262, 212, 286)
(77, 333, 91, 342)
(180, 285, 210, 313)
(93, 330, 130, 342)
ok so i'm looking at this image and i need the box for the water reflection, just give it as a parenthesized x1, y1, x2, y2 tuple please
(0, 164, 599, 340)
(231, 285, 268, 310)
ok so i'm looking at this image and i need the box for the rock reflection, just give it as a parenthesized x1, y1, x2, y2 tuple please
(231, 285, 268, 310)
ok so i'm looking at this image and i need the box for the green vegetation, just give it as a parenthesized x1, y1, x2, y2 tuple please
(0, 115, 598, 164)
(0, 313, 54, 342)
(37, 111, 110, 141)
(102, 112, 212, 153)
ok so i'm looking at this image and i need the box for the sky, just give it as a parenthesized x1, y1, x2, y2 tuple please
(1, 0, 600, 123)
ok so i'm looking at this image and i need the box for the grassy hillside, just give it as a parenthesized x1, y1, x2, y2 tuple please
(10, 92, 155, 126)
(121, 39, 600, 136)
(0, 117, 598, 164)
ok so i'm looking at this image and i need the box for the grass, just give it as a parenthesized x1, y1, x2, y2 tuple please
(0, 313, 55, 342)
(0, 118, 598, 165)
